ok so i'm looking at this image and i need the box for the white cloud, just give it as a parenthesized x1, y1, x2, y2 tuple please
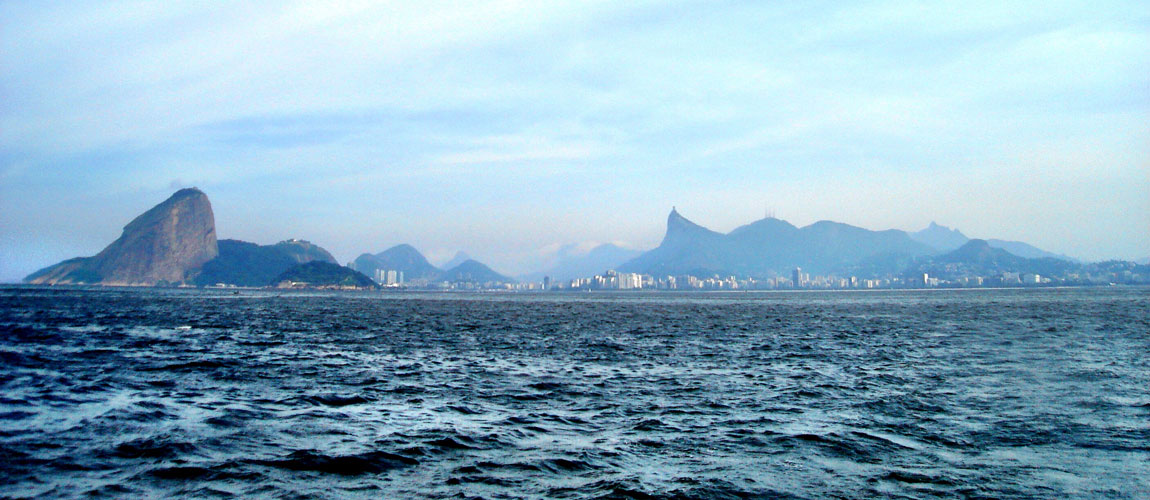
(1, 0, 1147, 279)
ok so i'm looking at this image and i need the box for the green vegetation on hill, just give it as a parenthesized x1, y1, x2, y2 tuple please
(193, 240, 299, 286)
(272, 239, 337, 264)
(193, 239, 339, 287)
(272, 261, 377, 288)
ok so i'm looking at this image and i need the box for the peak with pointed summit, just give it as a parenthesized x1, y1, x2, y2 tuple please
(664, 208, 723, 241)
(620, 208, 934, 277)
(910, 221, 970, 251)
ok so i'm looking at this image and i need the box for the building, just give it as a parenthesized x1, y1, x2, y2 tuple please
(372, 269, 404, 286)
(792, 268, 807, 288)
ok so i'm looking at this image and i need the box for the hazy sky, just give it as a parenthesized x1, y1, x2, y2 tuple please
(2, 1, 1148, 281)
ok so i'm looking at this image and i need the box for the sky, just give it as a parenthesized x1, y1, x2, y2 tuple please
(1, 0, 1148, 281)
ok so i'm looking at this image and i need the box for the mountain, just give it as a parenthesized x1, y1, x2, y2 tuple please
(909, 222, 969, 251)
(26, 188, 218, 285)
(272, 262, 377, 289)
(620, 208, 730, 277)
(523, 243, 643, 282)
(909, 222, 1075, 261)
(273, 239, 337, 264)
(793, 221, 931, 275)
(439, 259, 514, 284)
(933, 239, 1029, 270)
(350, 244, 441, 282)
(911, 239, 1076, 279)
(984, 239, 1077, 262)
(193, 239, 337, 287)
(619, 209, 932, 278)
(441, 251, 472, 270)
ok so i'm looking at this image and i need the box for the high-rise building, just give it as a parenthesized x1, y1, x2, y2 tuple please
(372, 269, 404, 286)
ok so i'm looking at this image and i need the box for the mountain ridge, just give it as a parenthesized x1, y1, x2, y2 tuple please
(193, 238, 337, 287)
(522, 243, 643, 282)
(909, 222, 1076, 261)
(21, 189, 1104, 287)
(908, 239, 1077, 279)
(620, 209, 934, 278)
(439, 259, 514, 284)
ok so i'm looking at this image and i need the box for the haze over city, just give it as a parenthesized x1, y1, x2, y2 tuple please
(2, 1, 1147, 282)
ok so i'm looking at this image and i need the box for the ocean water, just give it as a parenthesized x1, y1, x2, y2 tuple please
(0, 286, 1147, 499)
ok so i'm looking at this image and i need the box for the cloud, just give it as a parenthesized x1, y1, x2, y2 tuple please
(1, 0, 1147, 279)
(433, 134, 608, 166)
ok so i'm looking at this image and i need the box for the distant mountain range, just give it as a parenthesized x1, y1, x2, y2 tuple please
(438, 259, 512, 284)
(619, 208, 935, 278)
(522, 243, 643, 282)
(908, 239, 1076, 279)
(910, 222, 1077, 261)
(616, 209, 1090, 280)
(25, 189, 1122, 288)
(350, 245, 515, 284)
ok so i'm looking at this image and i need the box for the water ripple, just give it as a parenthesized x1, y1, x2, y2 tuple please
(1, 286, 1147, 499)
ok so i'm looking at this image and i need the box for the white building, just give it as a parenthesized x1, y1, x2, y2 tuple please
(373, 269, 405, 286)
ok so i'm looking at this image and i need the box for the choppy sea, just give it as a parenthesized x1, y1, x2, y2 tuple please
(0, 286, 1147, 499)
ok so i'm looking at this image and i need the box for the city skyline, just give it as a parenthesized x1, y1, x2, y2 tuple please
(2, 1, 1148, 282)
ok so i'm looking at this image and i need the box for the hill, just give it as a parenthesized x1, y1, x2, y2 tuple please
(909, 222, 1076, 261)
(351, 244, 441, 282)
(910, 239, 1076, 279)
(193, 239, 337, 287)
(908, 222, 969, 251)
(439, 259, 514, 284)
(272, 262, 377, 289)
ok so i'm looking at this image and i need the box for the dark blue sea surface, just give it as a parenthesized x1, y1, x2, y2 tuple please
(0, 286, 1147, 499)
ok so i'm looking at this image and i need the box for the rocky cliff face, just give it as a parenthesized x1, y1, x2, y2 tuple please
(26, 188, 218, 285)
